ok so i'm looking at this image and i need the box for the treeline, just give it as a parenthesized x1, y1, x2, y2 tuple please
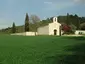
(0, 13, 85, 34)
(58, 13, 85, 30)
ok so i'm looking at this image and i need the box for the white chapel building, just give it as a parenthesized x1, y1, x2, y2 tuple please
(37, 17, 62, 35)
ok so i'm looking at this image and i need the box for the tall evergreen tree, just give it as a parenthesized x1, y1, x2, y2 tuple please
(66, 13, 70, 25)
(25, 13, 29, 32)
(12, 22, 16, 33)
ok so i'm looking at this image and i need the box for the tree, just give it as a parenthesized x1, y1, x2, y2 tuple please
(12, 22, 16, 33)
(62, 23, 77, 34)
(30, 15, 40, 35)
(69, 24, 77, 33)
(61, 23, 72, 34)
(30, 15, 40, 24)
(25, 13, 29, 32)
(66, 13, 70, 25)
(49, 17, 53, 22)
(80, 23, 85, 30)
(74, 14, 80, 30)
(62, 24, 71, 32)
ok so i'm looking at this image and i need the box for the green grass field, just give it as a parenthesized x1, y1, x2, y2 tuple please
(0, 35, 85, 64)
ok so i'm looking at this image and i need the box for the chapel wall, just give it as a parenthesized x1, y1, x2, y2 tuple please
(37, 25, 49, 35)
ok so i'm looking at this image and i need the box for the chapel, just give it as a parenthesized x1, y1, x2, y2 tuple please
(37, 17, 62, 35)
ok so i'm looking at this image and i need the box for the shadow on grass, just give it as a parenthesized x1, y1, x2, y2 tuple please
(62, 36, 85, 41)
(45, 37, 85, 64)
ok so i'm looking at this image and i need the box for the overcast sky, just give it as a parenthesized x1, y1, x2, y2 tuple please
(0, 0, 85, 29)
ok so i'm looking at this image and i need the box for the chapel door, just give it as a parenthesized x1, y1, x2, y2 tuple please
(54, 29, 57, 35)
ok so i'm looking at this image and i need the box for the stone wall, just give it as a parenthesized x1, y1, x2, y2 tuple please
(11, 32, 37, 36)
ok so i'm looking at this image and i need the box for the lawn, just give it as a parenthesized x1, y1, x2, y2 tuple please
(0, 35, 85, 64)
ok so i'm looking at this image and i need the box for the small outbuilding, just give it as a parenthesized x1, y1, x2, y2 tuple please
(75, 30, 85, 35)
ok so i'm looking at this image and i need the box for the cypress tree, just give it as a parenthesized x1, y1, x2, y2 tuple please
(25, 13, 29, 32)
(12, 22, 16, 33)
(66, 13, 70, 25)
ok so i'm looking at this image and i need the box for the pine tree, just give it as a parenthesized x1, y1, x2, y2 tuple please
(12, 22, 16, 33)
(25, 13, 29, 32)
